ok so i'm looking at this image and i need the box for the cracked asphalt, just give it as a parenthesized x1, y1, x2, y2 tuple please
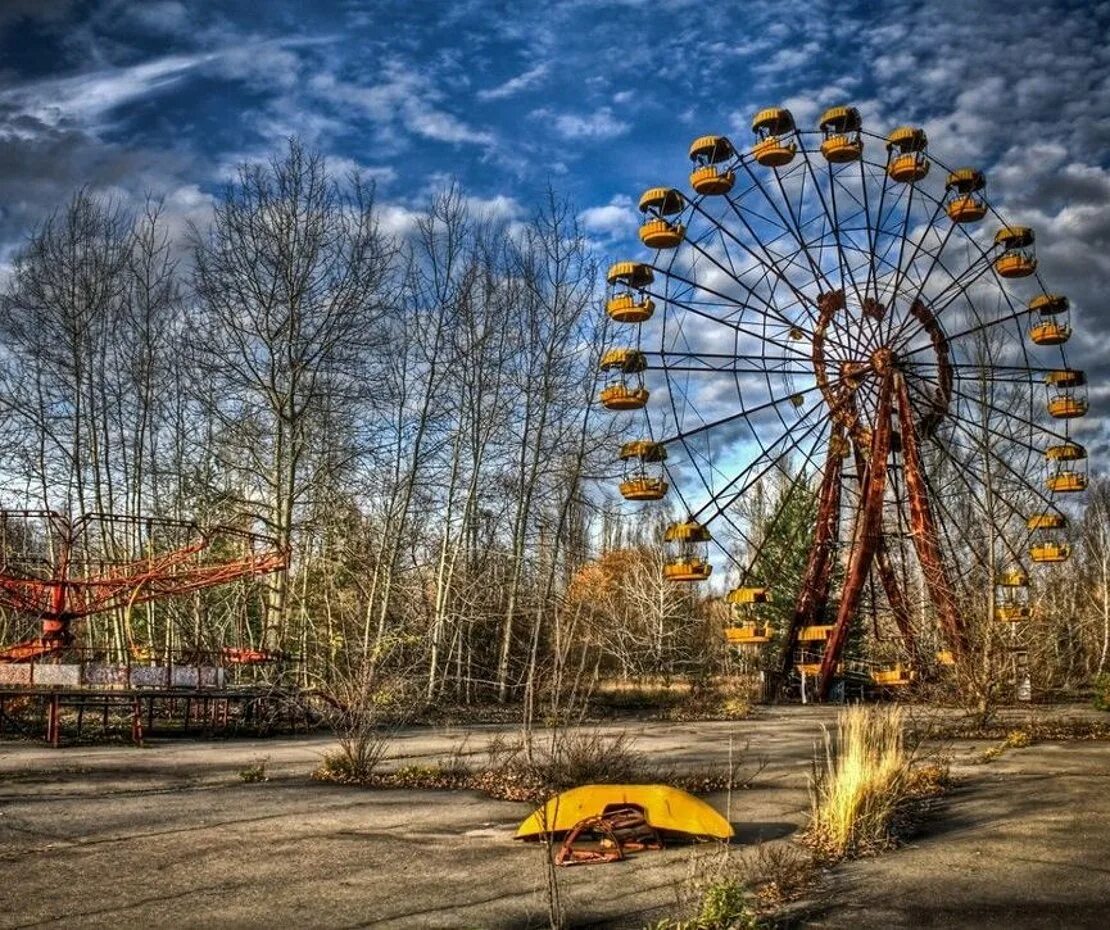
(0, 706, 1106, 929)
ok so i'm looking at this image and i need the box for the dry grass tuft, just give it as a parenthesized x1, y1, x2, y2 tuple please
(805, 705, 945, 860)
(237, 757, 269, 783)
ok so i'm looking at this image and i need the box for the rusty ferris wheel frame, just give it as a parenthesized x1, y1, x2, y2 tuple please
(600, 106, 1089, 701)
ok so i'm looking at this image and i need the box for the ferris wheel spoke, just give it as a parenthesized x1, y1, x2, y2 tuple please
(905, 382, 1065, 517)
(893, 260, 1020, 354)
(645, 350, 810, 368)
(884, 207, 956, 346)
(643, 283, 814, 362)
(693, 396, 832, 526)
(883, 199, 952, 349)
(745, 162, 843, 302)
(672, 221, 840, 348)
(905, 375, 1061, 455)
(657, 365, 857, 447)
(858, 155, 894, 306)
(911, 426, 1035, 566)
(911, 374, 1067, 444)
(887, 210, 1016, 349)
(712, 181, 831, 323)
(788, 145, 866, 313)
(819, 157, 871, 311)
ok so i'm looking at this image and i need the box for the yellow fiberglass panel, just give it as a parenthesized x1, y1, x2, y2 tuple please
(515, 784, 733, 839)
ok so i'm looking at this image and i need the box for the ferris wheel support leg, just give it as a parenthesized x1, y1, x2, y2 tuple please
(874, 542, 920, 665)
(818, 376, 894, 701)
(847, 439, 920, 666)
(895, 375, 967, 656)
(776, 426, 844, 697)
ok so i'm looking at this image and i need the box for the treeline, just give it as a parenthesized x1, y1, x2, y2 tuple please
(0, 139, 1105, 703)
(0, 140, 644, 699)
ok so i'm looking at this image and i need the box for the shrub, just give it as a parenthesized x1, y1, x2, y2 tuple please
(694, 879, 760, 930)
(742, 844, 816, 910)
(238, 758, 269, 783)
(973, 745, 1003, 765)
(646, 878, 761, 930)
(1093, 674, 1110, 712)
(538, 729, 644, 790)
(1004, 729, 1032, 749)
(805, 705, 942, 859)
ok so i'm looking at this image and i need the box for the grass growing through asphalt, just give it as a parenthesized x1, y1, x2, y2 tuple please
(805, 705, 946, 860)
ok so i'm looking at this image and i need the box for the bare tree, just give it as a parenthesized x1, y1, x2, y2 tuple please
(190, 140, 394, 650)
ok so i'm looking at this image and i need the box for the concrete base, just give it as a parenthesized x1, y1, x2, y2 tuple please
(0, 706, 1106, 928)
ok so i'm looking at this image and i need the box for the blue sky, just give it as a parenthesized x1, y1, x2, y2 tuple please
(0, 0, 1107, 474)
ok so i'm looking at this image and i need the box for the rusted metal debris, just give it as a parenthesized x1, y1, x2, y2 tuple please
(554, 806, 663, 867)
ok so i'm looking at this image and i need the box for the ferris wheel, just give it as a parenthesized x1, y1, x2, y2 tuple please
(599, 105, 1089, 700)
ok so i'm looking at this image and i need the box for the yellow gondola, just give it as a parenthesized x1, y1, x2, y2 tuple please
(998, 568, 1029, 587)
(1026, 512, 1066, 531)
(606, 261, 654, 289)
(994, 226, 1036, 277)
(1047, 472, 1087, 493)
(663, 519, 712, 581)
(606, 261, 655, 323)
(818, 106, 862, 163)
(724, 625, 771, 645)
(871, 665, 915, 686)
(798, 625, 834, 642)
(689, 135, 736, 195)
(599, 384, 648, 410)
(599, 349, 649, 411)
(750, 107, 796, 167)
(1027, 292, 1071, 345)
(1030, 542, 1070, 563)
(1029, 320, 1070, 345)
(638, 187, 686, 249)
(618, 476, 667, 501)
(997, 605, 1032, 622)
(618, 440, 668, 501)
(946, 168, 987, 222)
(1045, 369, 1087, 419)
(886, 126, 929, 182)
(606, 292, 656, 324)
(727, 586, 770, 605)
(1044, 440, 1087, 492)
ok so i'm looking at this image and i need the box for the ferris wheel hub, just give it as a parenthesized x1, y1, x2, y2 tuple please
(870, 347, 895, 376)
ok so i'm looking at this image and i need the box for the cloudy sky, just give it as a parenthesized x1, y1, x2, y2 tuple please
(0, 0, 1107, 475)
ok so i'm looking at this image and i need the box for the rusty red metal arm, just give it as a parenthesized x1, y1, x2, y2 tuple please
(0, 512, 290, 662)
(779, 422, 844, 690)
(895, 374, 967, 656)
(818, 372, 894, 700)
(848, 434, 920, 666)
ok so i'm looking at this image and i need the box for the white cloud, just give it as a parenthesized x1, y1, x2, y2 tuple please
(543, 106, 630, 141)
(579, 195, 637, 240)
(309, 59, 495, 149)
(477, 64, 548, 101)
(0, 54, 213, 132)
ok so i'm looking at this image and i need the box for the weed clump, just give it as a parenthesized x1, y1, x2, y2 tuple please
(646, 877, 760, 930)
(805, 705, 946, 860)
(238, 758, 269, 783)
(1092, 674, 1110, 711)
